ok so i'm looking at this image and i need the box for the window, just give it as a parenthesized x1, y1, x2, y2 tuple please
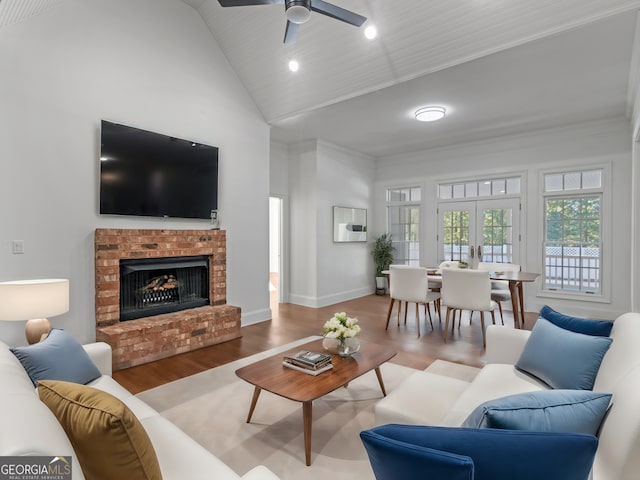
(387, 187, 420, 265)
(439, 176, 520, 200)
(543, 169, 602, 295)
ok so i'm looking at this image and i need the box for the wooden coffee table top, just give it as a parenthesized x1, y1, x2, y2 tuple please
(235, 338, 397, 403)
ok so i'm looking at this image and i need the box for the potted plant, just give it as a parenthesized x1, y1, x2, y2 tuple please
(371, 233, 395, 294)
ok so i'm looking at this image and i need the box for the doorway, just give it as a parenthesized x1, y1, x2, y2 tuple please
(438, 198, 520, 268)
(269, 196, 283, 307)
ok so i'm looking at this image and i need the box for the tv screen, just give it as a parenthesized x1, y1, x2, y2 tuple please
(99, 120, 218, 220)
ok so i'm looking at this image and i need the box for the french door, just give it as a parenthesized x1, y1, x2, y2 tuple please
(438, 198, 520, 269)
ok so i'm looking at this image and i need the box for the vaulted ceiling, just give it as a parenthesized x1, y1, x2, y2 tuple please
(2, 0, 640, 156)
(184, 0, 640, 156)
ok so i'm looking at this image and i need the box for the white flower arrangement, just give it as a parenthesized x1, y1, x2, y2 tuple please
(323, 312, 361, 342)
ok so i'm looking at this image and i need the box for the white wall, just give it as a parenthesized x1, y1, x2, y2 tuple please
(285, 140, 375, 307)
(0, 0, 271, 346)
(374, 118, 632, 319)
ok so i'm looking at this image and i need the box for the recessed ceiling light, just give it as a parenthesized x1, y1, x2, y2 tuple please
(288, 60, 299, 72)
(364, 25, 377, 40)
(415, 106, 446, 122)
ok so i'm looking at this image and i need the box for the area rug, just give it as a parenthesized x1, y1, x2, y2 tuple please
(137, 336, 480, 480)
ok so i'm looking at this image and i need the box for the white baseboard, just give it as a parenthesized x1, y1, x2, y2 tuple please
(289, 287, 375, 308)
(241, 307, 272, 326)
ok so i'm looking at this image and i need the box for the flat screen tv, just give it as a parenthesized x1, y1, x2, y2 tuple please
(99, 120, 218, 219)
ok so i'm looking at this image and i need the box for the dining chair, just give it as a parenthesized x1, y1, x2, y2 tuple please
(478, 262, 521, 325)
(386, 265, 441, 338)
(439, 260, 460, 269)
(441, 268, 497, 347)
(435, 260, 460, 323)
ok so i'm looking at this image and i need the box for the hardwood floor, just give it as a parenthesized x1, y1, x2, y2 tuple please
(113, 293, 536, 394)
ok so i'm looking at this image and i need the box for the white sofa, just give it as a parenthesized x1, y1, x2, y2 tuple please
(375, 312, 640, 480)
(0, 339, 280, 480)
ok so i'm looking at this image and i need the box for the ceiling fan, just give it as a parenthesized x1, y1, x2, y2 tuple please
(217, 0, 367, 44)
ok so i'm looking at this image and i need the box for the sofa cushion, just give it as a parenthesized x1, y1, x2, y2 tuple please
(38, 380, 163, 480)
(462, 389, 612, 435)
(140, 415, 245, 480)
(442, 364, 548, 427)
(375, 370, 473, 426)
(516, 318, 612, 390)
(540, 305, 613, 336)
(10, 329, 101, 387)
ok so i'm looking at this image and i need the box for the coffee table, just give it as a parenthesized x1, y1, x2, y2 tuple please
(235, 338, 396, 466)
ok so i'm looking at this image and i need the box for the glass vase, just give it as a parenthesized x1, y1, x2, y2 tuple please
(323, 336, 360, 357)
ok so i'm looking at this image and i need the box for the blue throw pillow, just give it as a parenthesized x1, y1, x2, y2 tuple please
(10, 329, 101, 387)
(516, 318, 612, 390)
(462, 390, 612, 435)
(540, 305, 612, 336)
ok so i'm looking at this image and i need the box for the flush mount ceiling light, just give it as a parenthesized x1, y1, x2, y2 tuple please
(415, 106, 446, 122)
(288, 59, 300, 72)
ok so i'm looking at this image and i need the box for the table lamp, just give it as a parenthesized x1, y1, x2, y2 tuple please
(0, 279, 69, 344)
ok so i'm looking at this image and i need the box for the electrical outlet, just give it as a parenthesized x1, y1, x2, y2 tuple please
(12, 240, 24, 254)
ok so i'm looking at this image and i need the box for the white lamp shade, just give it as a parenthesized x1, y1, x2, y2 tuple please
(0, 279, 69, 321)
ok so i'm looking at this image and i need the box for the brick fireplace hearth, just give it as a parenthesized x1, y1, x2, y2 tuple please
(94, 228, 241, 371)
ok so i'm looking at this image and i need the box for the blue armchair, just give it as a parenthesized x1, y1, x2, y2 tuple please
(360, 424, 598, 480)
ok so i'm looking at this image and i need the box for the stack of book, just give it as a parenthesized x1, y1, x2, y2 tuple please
(283, 350, 333, 375)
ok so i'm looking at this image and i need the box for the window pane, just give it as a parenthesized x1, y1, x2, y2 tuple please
(443, 210, 469, 262)
(543, 195, 601, 294)
(564, 172, 581, 190)
(387, 188, 420, 265)
(482, 208, 513, 263)
(492, 179, 506, 195)
(582, 170, 602, 189)
(506, 177, 520, 194)
(453, 184, 465, 198)
(465, 182, 478, 197)
(439, 185, 452, 200)
(545, 174, 563, 192)
(479, 181, 491, 196)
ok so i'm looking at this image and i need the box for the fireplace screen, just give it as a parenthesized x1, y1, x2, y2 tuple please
(119, 255, 209, 321)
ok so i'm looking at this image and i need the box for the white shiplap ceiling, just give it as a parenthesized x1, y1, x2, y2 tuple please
(2, 0, 640, 156)
(184, 0, 640, 156)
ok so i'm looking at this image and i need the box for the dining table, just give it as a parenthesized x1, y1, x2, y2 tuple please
(384, 268, 539, 329)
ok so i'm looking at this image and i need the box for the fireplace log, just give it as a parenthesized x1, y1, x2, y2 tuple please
(141, 275, 178, 292)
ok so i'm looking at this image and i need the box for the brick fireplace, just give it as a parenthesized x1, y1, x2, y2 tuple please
(94, 228, 241, 371)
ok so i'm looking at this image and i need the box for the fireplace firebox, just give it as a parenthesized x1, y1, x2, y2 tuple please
(119, 255, 209, 321)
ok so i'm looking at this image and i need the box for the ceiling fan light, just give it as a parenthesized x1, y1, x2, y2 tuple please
(415, 106, 446, 122)
(286, 4, 311, 24)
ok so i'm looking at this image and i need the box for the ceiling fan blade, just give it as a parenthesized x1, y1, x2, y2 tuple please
(310, 0, 366, 27)
(284, 20, 299, 43)
(218, 0, 283, 7)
